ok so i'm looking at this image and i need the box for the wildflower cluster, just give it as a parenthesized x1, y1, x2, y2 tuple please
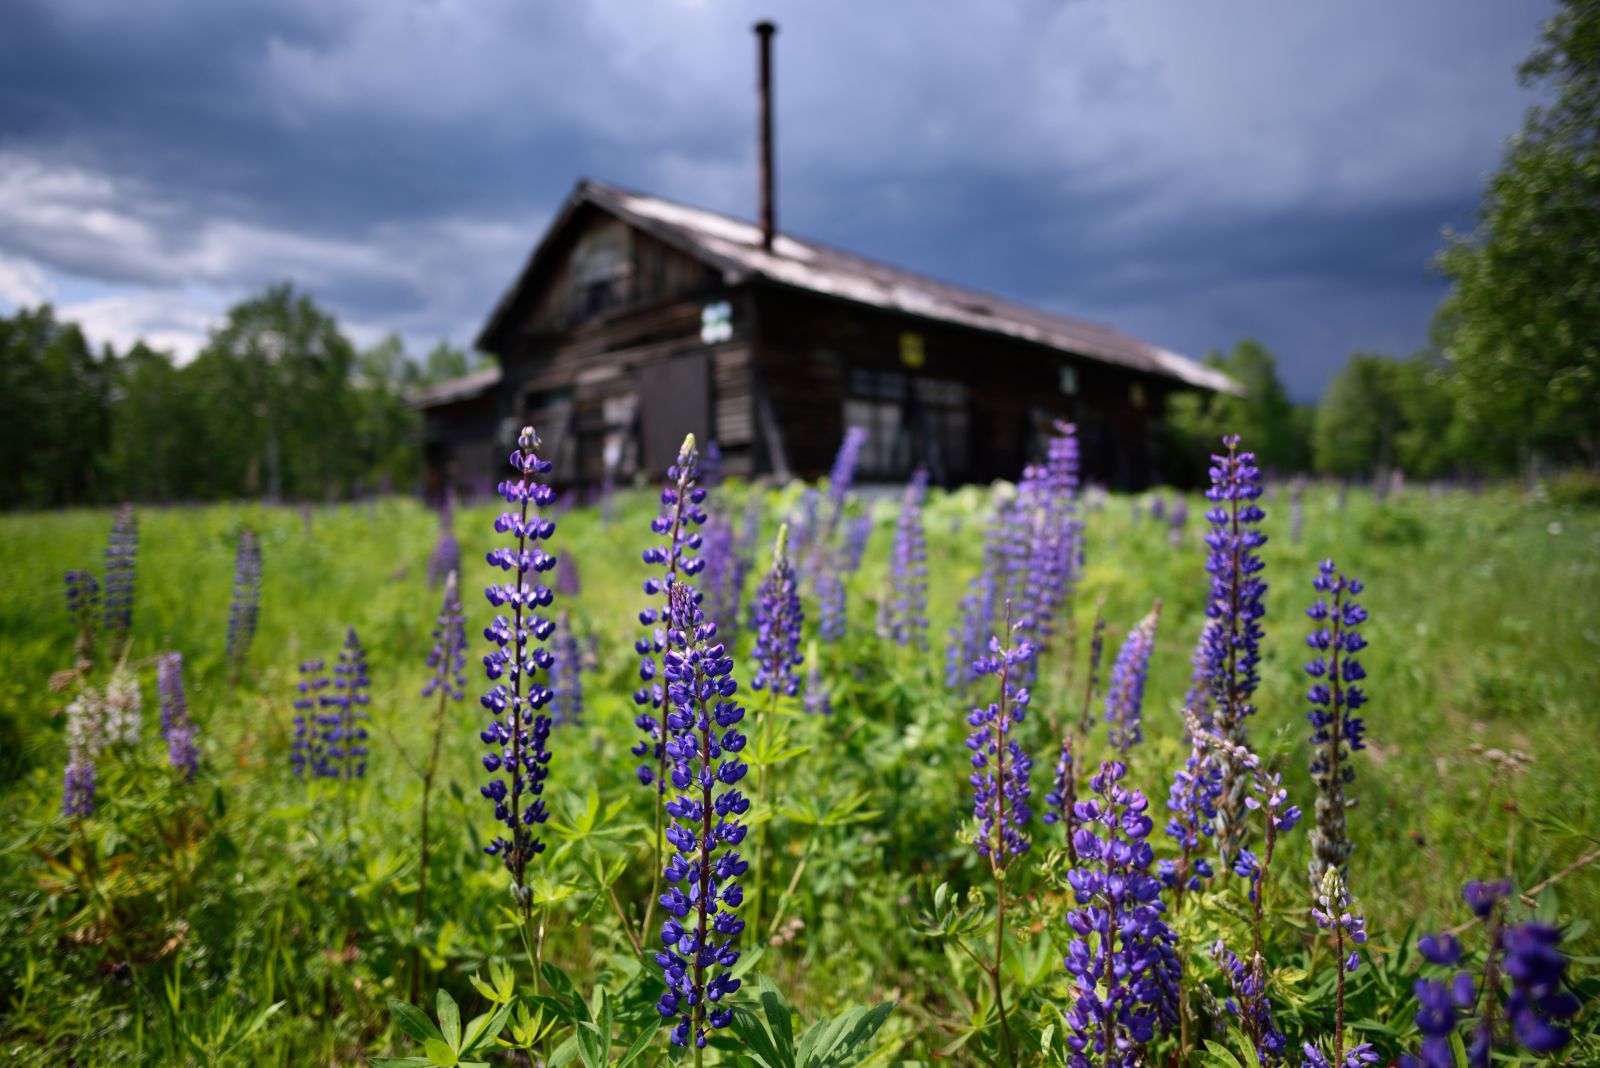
(1104, 602, 1161, 754)
(1202, 435, 1268, 861)
(64, 570, 99, 656)
(881, 469, 929, 647)
(103, 503, 138, 642)
(1060, 760, 1180, 1067)
(479, 426, 559, 899)
(1404, 880, 1577, 1068)
(632, 436, 708, 790)
(750, 525, 804, 698)
(226, 527, 262, 675)
(967, 629, 1035, 865)
(158, 652, 200, 780)
(656, 583, 749, 1048)
(1305, 560, 1368, 886)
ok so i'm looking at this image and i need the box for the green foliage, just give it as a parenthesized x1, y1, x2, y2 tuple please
(0, 484, 1596, 1064)
(1437, 0, 1600, 468)
(726, 976, 895, 1068)
(1166, 338, 1310, 480)
(0, 285, 435, 507)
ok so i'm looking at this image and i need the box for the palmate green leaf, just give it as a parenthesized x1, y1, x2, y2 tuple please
(728, 976, 796, 1068)
(461, 999, 515, 1054)
(793, 1000, 895, 1068)
(389, 998, 444, 1046)
(436, 988, 461, 1051)
(613, 1012, 665, 1068)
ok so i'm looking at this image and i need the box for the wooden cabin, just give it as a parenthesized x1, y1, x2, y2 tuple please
(412, 178, 1237, 497)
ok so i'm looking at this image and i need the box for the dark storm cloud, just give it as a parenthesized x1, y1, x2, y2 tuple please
(0, 0, 1554, 394)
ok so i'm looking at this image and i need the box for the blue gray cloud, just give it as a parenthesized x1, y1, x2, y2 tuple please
(0, 0, 1551, 397)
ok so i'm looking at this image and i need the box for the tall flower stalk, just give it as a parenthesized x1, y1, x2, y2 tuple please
(632, 435, 708, 944)
(550, 608, 584, 727)
(1304, 868, 1368, 1068)
(656, 583, 750, 1054)
(412, 570, 467, 1001)
(157, 652, 199, 781)
(64, 570, 99, 660)
(103, 504, 138, 650)
(479, 425, 560, 950)
(966, 617, 1035, 1068)
(1203, 435, 1268, 863)
(1104, 601, 1161, 755)
(881, 469, 930, 648)
(1305, 560, 1369, 887)
(747, 525, 804, 933)
(226, 527, 262, 682)
(1061, 760, 1181, 1068)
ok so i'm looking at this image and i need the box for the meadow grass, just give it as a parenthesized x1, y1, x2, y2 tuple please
(1, 481, 1596, 1063)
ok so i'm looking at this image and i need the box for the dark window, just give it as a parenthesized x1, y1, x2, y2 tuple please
(842, 369, 970, 482)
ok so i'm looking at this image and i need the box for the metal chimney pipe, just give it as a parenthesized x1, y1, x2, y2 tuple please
(754, 20, 777, 251)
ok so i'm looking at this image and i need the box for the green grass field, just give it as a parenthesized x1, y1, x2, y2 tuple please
(1, 479, 1596, 1065)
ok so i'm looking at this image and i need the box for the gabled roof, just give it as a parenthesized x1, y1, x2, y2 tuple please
(405, 365, 500, 408)
(478, 178, 1239, 394)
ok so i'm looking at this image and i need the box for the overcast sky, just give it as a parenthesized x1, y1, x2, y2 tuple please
(0, 0, 1552, 398)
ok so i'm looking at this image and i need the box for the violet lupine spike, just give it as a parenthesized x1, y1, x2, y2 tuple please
(1021, 422, 1083, 656)
(62, 751, 96, 819)
(103, 503, 138, 641)
(291, 658, 330, 778)
(803, 426, 868, 583)
(479, 426, 559, 904)
(630, 434, 708, 790)
(323, 627, 372, 779)
(751, 525, 804, 698)
(1402, 880, 1578, 1068)
(64, 570, 100, 657)
(427, 526, 461, 591)
(802, 648, 831, 716)
(1311, 868, 1368, 975)
(699, 516, 740, 637)
(226, 527, 263, 673)
(883, 469, 930, 648)
(1213, 940, 1288, 1065)
(967, 627, 1035, 865)
(1305, 559, 1369, 888)
(554, 548, 581, 598)
(840, 511, 873, 574)
(62, 686, 103, 817)
(550, 608, 584, 726)
(655, 582, 749, 1049)
(1203, 434, 1268, 863)
(1168, 496, 1189, 548)
(422, 571, 467, 703)
(158, 652, 200, 781)
(1160, 733, 1219, 895)
(1061, 760, 1181, 1067)
(1104, 601, 1161, 754)
(1184, 619, 1218, 733)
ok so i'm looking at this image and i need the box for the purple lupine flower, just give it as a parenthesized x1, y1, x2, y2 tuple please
(840, 511, 873, 574)
(1061, 760, 1181, 1067)
(751, 525, 804, 698)
(63, 751, 96, 819)
(882, 469, 930, 647)
(967, 627, 1034, 864)
(802, 649, 831, 716)
(1305, 559, 1369, 886)
(1168, 496, 1189, 548)
(554, 549, 581, 598)
(550, 608, 584, 726)
(422, 571, 467, 702)
(321, 628, 372, 779)
(1311, 868, 1368, 974)
(815, 569, 846, 642)
(699, 517, 741, 636)
(226, 527, 263, 676)
(701, 440, 724, 487)
(655, 583, 749, 1048)
(631, 435, 708, 791)
(1104, 602, 1161, 754)
(64, 570, 100, 657)
(427, 523, 461, 591)
(1149, 493, 1166, 522)
(1401, 881, 1578, 1068)
(1214, 941, 1288, 1065)
(291, 659, 330, 778)
(787, 488, 820, 568)
(1302, 1043, 1379, 1068)
(802, 427, 868, 585)
(1160, 734, 1219, 896)
(103, 504, 137, 642)
(479, 426, 560, 902)
(1203, 435, 1268, 862)
(158, 652, 200, 781)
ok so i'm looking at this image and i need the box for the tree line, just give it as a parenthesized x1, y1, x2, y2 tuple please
(0, 284, 485, 508)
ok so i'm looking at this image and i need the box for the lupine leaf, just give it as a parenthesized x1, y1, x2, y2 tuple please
(389, 999, 444, 1046)
(436, 989, 460, 1051)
